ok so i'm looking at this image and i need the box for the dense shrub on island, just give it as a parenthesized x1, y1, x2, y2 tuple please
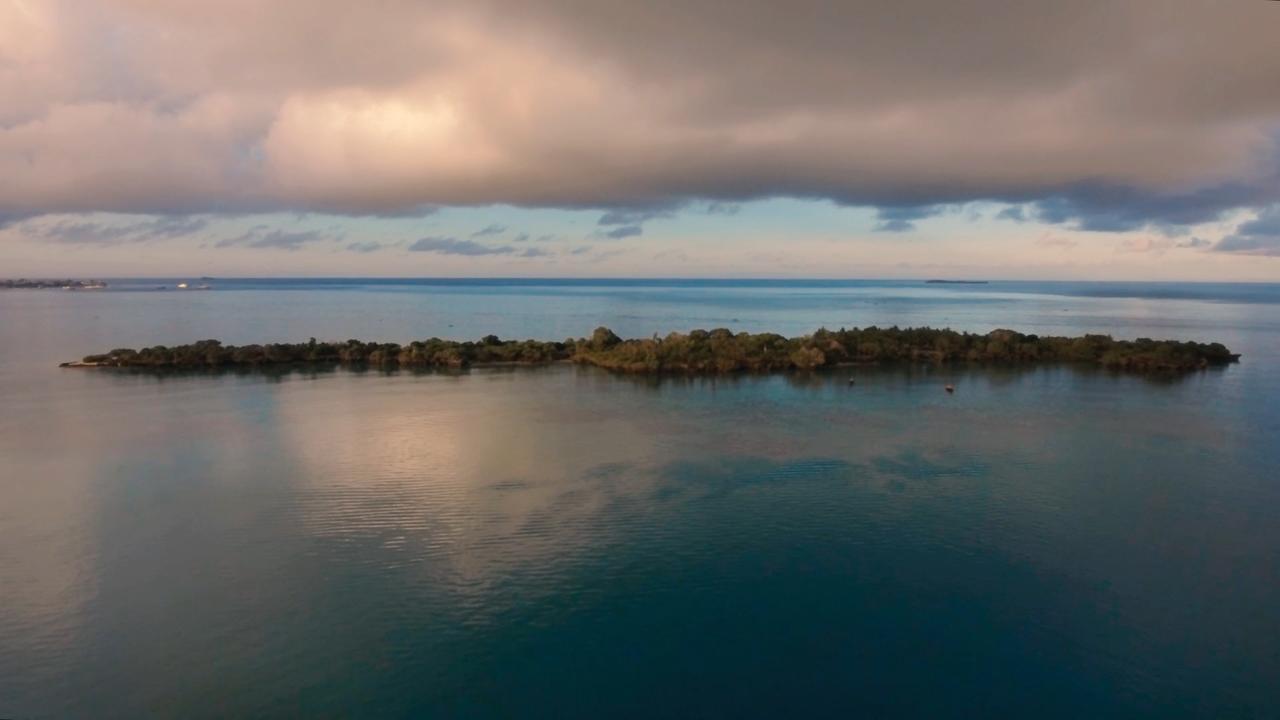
(571, 327, 1237, 373)
(70, 326, 1239, 374)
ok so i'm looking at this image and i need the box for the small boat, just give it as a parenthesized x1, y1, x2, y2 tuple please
(177, 282, 188, 289)
(945, 384, 955, 393)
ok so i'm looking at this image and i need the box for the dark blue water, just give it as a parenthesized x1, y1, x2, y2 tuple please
(1, 279, 1278, 718)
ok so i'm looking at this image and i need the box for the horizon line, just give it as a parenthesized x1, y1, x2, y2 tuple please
(5, 275, 1280, 285)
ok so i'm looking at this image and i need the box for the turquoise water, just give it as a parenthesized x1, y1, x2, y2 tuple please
(1, 279, 1278, 718)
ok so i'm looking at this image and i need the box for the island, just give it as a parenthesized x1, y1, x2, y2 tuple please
(3, 278, 108, 289)
(925, 280, 988, 284)
(61, 326, 1240, 374)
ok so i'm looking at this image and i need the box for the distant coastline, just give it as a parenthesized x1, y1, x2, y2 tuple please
(2, 278, 107, 290)
(925, 279, 988, 284)
(62, 326, 1239, 375)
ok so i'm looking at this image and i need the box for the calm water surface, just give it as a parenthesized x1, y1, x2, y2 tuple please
(1, 279, 1278, 718)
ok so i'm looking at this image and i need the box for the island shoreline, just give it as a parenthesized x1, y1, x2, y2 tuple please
(61, 326, 1241, 375)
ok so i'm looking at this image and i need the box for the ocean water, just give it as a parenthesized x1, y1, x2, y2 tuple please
(1, 279, 1278, 718)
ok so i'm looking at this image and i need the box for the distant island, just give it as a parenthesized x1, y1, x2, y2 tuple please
(3, 278, 107, 290)
(925, 280, 988, 284)
(62, 326, 1239, 374)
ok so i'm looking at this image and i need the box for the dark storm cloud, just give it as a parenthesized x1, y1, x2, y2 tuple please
(2, 1, 1278, 234)
(1215, 206, 1280, 257)
(1021, 167, 1280, 233)
(873, 206, 944, 233)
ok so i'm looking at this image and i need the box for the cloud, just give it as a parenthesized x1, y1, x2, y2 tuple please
(1, 1, 1278, 233)
(217, 228, 334, 250)
(997, 206, 1027, 222)
(1025, 175, 1280, 233)
(1116, 233, 1213, 253)
(345, 241, 385, 253)
(511, 232, 530, 242)
(873, 219, 915, 233)
(872, 206, 943, 233)
(704, 201, 741, 216)
(0, 211, 36, 230)
(598, 208, 675, 226)
(1214, 206, 1280, 256)
(23, 215, 209, 245)
(408, 236, 507, 255)
(406, 236, 549, 257)
(470, 223, 506, 237)
(595, 225, 643, 240)
(591, 207, 671, 238)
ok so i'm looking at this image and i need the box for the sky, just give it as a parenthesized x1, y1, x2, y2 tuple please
(1, 0, 1279, 280)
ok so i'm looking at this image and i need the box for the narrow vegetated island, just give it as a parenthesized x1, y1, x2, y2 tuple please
(62, 326, 1239, 374)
